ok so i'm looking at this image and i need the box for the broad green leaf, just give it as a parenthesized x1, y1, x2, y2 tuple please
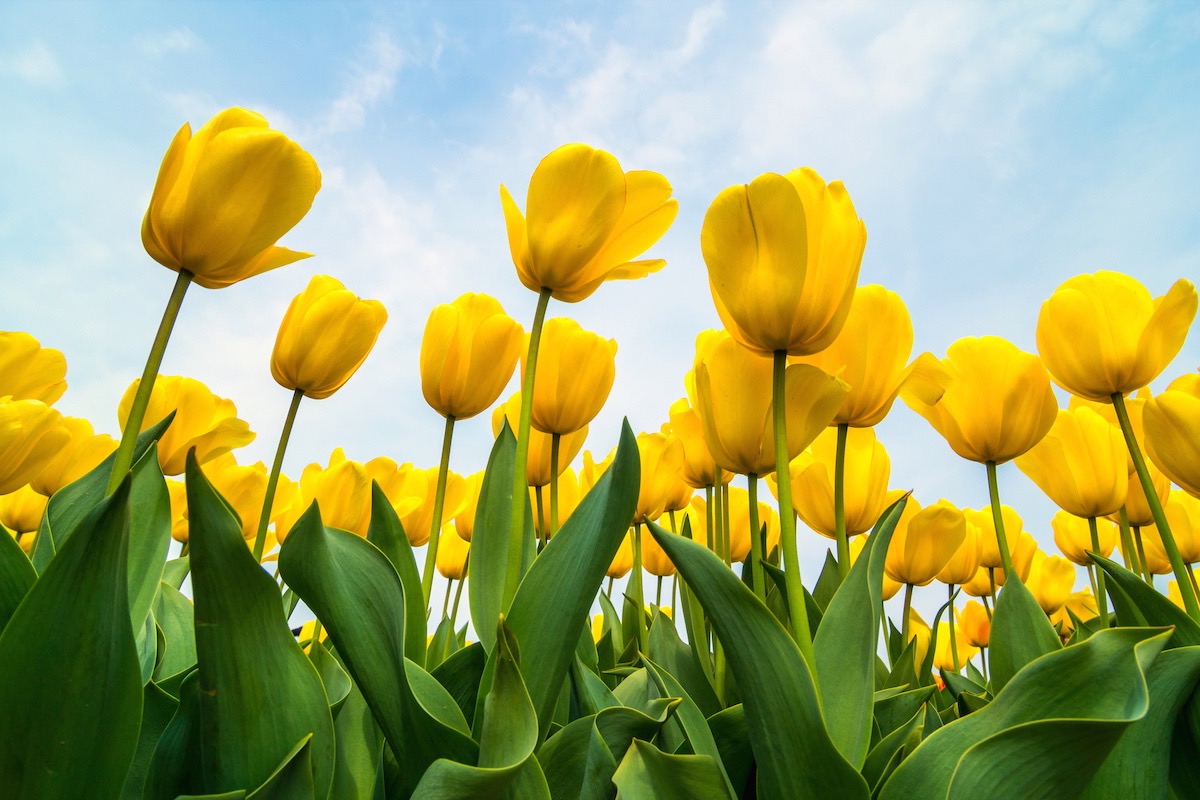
(1094, 554, 1200, 647)
(428, 615, 459, 672)
(432, 641, 486, 727)
(246, 735, 315, 800)
(187, 455, 335, 798)
(278, 503, 477, 799)
(136, 610, 158, 683)
(126, 449, 172, 661)
(145, 670, 204, 799)
(987, 572, 1061, 692)
(571, 655, 620, 717)
(0, 524, 34, 632)
(121, 679, 179, 800)
(330, 679, 383, 800)
(505, 421, 639, 740)
(1080, 646, 1200, 799)
(0, 477, 141, 797)
(611, 739, 735, 800)
(642, 656, 735, 797)
(469, 422, 536, 651)
(861, 704, 924, 794)
(366, 481, 427, 666)
(879, 627, 1170, 799)
(647, 522, 869, 800)
(812, 549, 842, 611)
(153, 580, 198, 682)
(309, 639, 352, 714)
(647, 607, 720, 717)
(814, 496, 906, 767)
(163, 555, 190, 589)
(1172, 686, 1200, 796)
(706, 706, 752, 798)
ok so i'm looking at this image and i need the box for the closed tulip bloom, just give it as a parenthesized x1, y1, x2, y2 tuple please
(1016, 407, 1128, 518)
(530, 468, 581, 539)
(694, 332, 848, 476)
(276, 449, 372, 540)
(993, 531, 1039, 587)
(435, 524, 471, 580)
(885, 499, 967, 586)
(959, 601, 991, 648)
(607, 533, 634, 579)
(906, 609, 932, 668)
(665, 399, 729, 489)
(166, 479, 189, 543)
(454, 471, 485, 542)
(1036, 272, 1197, 401)
(370, 460, 468, 548)
(964, 505, 1026, 570)
(142, 108, 321, 289)
(492, 393, 587, 487)
(199, 453, 294, 543)
(0, 485, 48, 535)
(1142, 495, 1200, 568)
(421, 293, 524, 420)
(271, 275, 387, 400)
(1051, 510, 1118, 567)
(634, 432, 685, 525)
(641, 526, 677, 578)
(702, 168, 866, 356)
(1169, 571, 1200, 611)
(789, 285, 913, 426)
(579, 449, 616, 498)
(525, 318, 617, 434)
(1144, 374, 1200, 498)
(500, 143, 678, 303)
(29, 416, 117, 496)
(0, 332, 67, 404)
(118, 376, 254, 476)
(937, 521, 982, 586)
(933, 622, 980, 672)
(902, 337, 1057, 464)
(960, 567, 994, 598)
(786, 425, 890, 539)
(1026, 550, 1076, 615)
(0, 398, 69, 495)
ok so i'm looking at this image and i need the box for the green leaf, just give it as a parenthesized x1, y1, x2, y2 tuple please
(432, 641, 487, 728)
(1094, 554, 1200, 647)
(187, 454, 335, 798)
(469, 422, 536, 652)
(246, 735, 315, 800)
(366, 481, 427, 666)
(861, 704, 924, 795)
(309, 639, 352, 714)
(126, 449, 172, 659)
(153, 581, 198, 682)
(121, 679, 179, 799)
(642, 656, 736, 797)
(873, 686, 934, 740)
(814, 496, 906, 768)
(428, 615, 460, 672)
(647, 607, 720, 717)
(144, 670, 204, 799)
(1172, 685, 1200, 796)
(330, 679, 383, 800)
(879, 627, 1170, 799)
(646, 521, 869, 800)
(504, 421, 639, 740)
(1080, 646, 1200, 799)
(611, 739, 735, 800)
(278, 502, 477, 799)
(0, 476, 141, 797)
(571, 654, 620, 717)
(812, 550, 842, 611)
(706, 705, 752, 797)
(163, 555, 190, 589)
(987, 571, 1062, 692)
(0, 525, 35, 632)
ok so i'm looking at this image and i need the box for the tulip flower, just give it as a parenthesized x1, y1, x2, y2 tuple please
(524, 318, 617, 435)
(959, 601, 991, 648)
(28, 416, 116, 497)
(142, 108, 321, 289)
(1144, 374, 1200, 499)
(166, 479, 189, 544)
(117, 376, 254, 477)
(937, 520, 982, 587)
(435, 525, 471, 580)
(1016, 407, 1128, 519)
(500, 143, 677, 304)
(960, 567, 995, 599)
(1142, 494, 1200, 570)
(641, 526, 677, 578)
(702, 168, 866, 357)
(933, 622, 979, 673)
(633, 432, 685, 526)
(1050, 589, 1099, 636)
(665, 399, 730, 489)
(368, 460, 467, 549)
(0, 331, 67, 405)
(784, 425, 890, 541)
(1052, 511, 1118, 567)
(991, 530, 1039, 588)
(0, 485, 48, 536)
(420, 293, 524, 421)
(0, 398, 69, 495)
(964, 505, 1025, 571)
(1169, 571, 1200, 611)
(1036, 271, 1197, 402)
(607, 532, 634, 580)
(904, 608, 932, 668)
(885, 499, 967, 587)
(1026, 551, 1076, 615)
(453, 471, 485, 542)
(492, 393, 587, 487)
(275, 449, 372, 540)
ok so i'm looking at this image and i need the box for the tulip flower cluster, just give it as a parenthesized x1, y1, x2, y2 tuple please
(2, 107, 1199, 800)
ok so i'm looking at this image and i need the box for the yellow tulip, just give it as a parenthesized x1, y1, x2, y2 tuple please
(453, 471, 484, 543)
(29, 416, 117, 496)
(420, 293, 524, 420)
(0, 485, 48, 535)
(665, 399, 730, 489)
(500, 143, 678, 303)
(1015, 407, 1128, 518)
(270, 275, 387, 400)
(693, 331, 848, 476)
(1142, 494, 1200, 567)
(579, 448, 616, 497)
(435, 524, 471, 580)
(492, 393, 587, 487)
(885, 498, 967, 586)
(964, 505, 1025, 570)
(641, 525, 677, 578)
(789, 285, 913, 426)
(906, 608, 932, 668)
(785, 425, 890, 538)
(607, 532, 634, 579)
(1036, 271, 1197, 401)
(0, 331, 66, 405)
(530, 468, 581, 540)
(197, 453, 293, 545)
(633, 432, 685, 525)
(901, 337, 1057, 464)
(933, 622, 980, 672)
(959, 601, 991, 648)
(117, 376, 254, 476)
(1051, 510, 1118, 567)
(141, 108, 321, 289)
(994, 531, 1039, 587)
(1050, 589, 1099, 634)
(525, 318, 617, 435)
(680, 492, 771, 564)
(1144, 373, 1200, 498)
(702, 168, 866, 356)
(0, 398, 69, 495)
(937, 520, 982, 586)
(369, 460, 467, 548)
(166, 479, 189, 543)
(960, 567, 995, 598)
(1026, 550, 1076, 615)
(1169, 571, 1200, 611)
(276, 449, 372, 540)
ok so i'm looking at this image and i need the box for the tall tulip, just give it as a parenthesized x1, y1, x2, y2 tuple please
(29, 417, 117, 496)
(1016, 407, 1128, 519)
(665, 398, 728, 490)
(421, 293, 524, 421)
(492, 393, 587, 488)
(0, 485, 48, 538)
(1145, 374, 1200, 499)
(0, 332, 67, 405)
(1052, 511, 1117, 567)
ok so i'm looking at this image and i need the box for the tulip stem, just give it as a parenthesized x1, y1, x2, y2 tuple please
(632, 523, 647, 652)
(982, 591, 993, 621)
(1111, 392, 1200, 621)
(747, 474, 766, 603)
(834, 423, 849, 579)
(705, 483, 716, 553)
(671, 575, 678, 614)
(1117, 506, 1141, 576)
(450, 555, 468, 628)
(442, 578, 454, 619)
(901, 583, 914, 648)
(656, 576, 663, 608)
(534, 486, 547, 549)
(550, 433, 561, 536)
(421, 415, 457, 610)
(985, 462, 1015, 575)
(253, 388, 303, 563)
(1133, 526, 1152, 584)
(1189, 567, 1200, 601)
(948, 584, 960, 672)
(773, 350, 817, 675)
(107, 269, 193, 494)
(505, 288, 552, 610)
(721, 482, 733, 566)
(1088, 516, 1109, 627)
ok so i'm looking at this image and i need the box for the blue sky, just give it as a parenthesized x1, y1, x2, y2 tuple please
(3, 1, 1199, 615)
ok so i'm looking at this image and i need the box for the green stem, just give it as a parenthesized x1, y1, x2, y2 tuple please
(421, 415, 456, 609)
(535, 485, 546, 549)
(901, 583, 914, 648)
(450, 555, 468, 628)
(747, 474, 766, 602)
(721, 482, 732, 567)
(605, 576, 613, 598)
(1088, 516, 1109, 627)
(1134, 526, 1152, 584)
(632, 523, 647, 652)
(834, 422, 849, 578)
(441, 578, 454, 619)
(668, 509, 679, 535)
(1112, 392, 1200, 620)
(1189, 565, 1200, 600)
(671, 575, 678, 613)
(985, 462, 1015, 576)
(656, 576, 663, 608)
(1086, 563, 1100, 608)
(982, 589, 993, 621)
(948, 583, 960, 672)
(505, 288, 553, 610)
(1117, 506, 1141, 576)
(107, 269, 193, 493)
(550, 433, 561, 536)
(705, 483, 716, 552)
(980, 647, 989, 681)
(773, 350, 816, 673)
(253, 388, 304, 563)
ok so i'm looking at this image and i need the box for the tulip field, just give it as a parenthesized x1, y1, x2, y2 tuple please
(4, 106, 1200, 799)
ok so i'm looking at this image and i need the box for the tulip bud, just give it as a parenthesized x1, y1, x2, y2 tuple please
(785, 425, 891, 539)
(454, 471, 485, 542)
(607, 533, 634, 579)
(420, 293, 523, 420)
(958, 601, 991, 648)
(933, 622, 979, 672)
(1016, 407, 1128, 518)
(633, 432, 685, 525)
(435, 524, 470, 580)
(1051, 511, 1117, 567)
(29, 417, 117, 496)
(525, 318, 616, 435)
(885, 499, 967, 587)
(0, 485, 48, 535)
(1026, 550, 1076, 615)
(0, 331, 67, 405)
(492, 393, 587, 487)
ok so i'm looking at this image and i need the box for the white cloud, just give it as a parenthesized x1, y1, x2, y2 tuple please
(136, 27, 202, 57)
(1, 41, 63, 86)
(312, 31, 404, 137)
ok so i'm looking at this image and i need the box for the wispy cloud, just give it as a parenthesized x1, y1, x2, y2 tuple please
(0, 41, 63, 86)
(312, 31, 404, 137)
(135, 27, 202, 57)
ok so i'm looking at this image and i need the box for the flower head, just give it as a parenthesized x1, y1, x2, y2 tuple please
(421, 293, 523, 420)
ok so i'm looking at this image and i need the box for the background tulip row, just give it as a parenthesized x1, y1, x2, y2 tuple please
(1, 106, 1199, 798)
